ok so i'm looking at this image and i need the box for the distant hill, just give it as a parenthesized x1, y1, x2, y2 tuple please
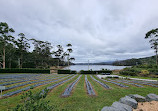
(113, 55, 156, 66)
(75, 55, 157, 66)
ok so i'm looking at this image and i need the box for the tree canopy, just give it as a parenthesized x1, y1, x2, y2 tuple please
(0, 22, 75, 69)
(145, 28, 158, 65)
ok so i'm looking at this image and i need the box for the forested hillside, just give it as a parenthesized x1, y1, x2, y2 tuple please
(113, 56, 156, 66)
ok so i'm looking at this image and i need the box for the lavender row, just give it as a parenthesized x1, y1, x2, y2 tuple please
(113, 79, 158, 87)
(40, 75, 77, 96)
(98, 77, 128, 88)
(3, 75, 72, 97)
(0, 74, 39, 79)
(90, 75, 110, 89)
(129, 80, 158, 87)
(0, 74, 59, 86)
(85, 75, 95, 96)
(109, 79, 144, 87)
(3, 75, 66, 91)
(62, 75, 82, 97)
(0, 74, 51, 83)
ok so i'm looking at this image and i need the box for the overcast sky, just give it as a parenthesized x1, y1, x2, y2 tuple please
(1, 0, 158, 63)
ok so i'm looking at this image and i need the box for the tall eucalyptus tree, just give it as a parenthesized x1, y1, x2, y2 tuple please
(69, 57, 75, 64)
(66, 44, 73, 66)
(0, 22, 15, 68)
(15, 33, 30, 68)
(31, 39, 53, 68)
(5, 43, 16, 68)
(145, 28, 158, 65)
(53, 45, 64, 66)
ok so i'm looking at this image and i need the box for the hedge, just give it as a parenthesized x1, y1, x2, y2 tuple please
(57, 70, 112, 74)
(119, 71, 137, 76)
(80, 70, 112, 74)
(148, 69, 158, 75)
(58, 70, 77, 74)
(0, 68, 50, 74)
(119, 68, 139, 76)
(79, 70, 94, 74)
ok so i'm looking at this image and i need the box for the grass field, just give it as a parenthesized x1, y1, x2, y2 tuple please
(0, 74, 158, 111)
(119, 74, 158, 80)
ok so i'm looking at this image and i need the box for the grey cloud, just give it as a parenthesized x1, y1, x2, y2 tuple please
(0, 0, 158, 63)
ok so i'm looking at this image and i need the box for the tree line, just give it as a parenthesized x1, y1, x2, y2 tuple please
(0, 22, 75, 69)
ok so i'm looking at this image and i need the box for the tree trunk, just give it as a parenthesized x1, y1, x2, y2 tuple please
(67, 56, 69, 69)
(156, 49, 158, 66)
(9, 58, 11, 68)
(20, 53, 23, 68)
(34, 55, 37, 68)
(156, 54, 157, 65)
(2, 47, 5, 69)
(18, 58, 20, 68)
(0, 62, 2, 68)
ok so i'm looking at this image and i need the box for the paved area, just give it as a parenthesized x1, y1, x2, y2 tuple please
(97, 75, 119, 79)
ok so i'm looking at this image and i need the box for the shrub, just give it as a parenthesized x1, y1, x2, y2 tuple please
(0, 68, 50, 74)
(152, 65, 158, 68)
(101, 68, 108, 71)
(80, 70, 94, 74)
(71, 70, 77, 74)
(58, 70, 70, 74)
(95, 70, 112, 74)
(119, 68, 139, 76)
(139, 70, 150, 76)
(57, 70, 77, 74)
(148, 69, 158, 75)
(120, 71, 137, 76)
(79, 70, 112, 74)
(135, 64, 158, 69)
(106, 76, 119, 78)
(12, 90, 53, 111)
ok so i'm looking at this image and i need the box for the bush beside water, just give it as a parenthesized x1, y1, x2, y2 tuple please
(120, 64, 158, 77)
(119, 68, 139, 76)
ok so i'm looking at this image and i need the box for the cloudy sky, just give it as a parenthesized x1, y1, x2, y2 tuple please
(0, 0, 158, 63)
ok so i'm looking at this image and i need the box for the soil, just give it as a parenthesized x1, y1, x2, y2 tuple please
(133, 101, 158, 111)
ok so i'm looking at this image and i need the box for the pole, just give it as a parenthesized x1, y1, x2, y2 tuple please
(67, 56, 69, 70)
(156, 50, 157, 66)
(68, 56, 69, 67)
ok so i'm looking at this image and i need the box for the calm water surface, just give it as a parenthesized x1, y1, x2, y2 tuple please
(64, 65, 129, 72)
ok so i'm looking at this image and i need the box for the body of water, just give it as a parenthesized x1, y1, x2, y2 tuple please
(64, 65, 129, 72)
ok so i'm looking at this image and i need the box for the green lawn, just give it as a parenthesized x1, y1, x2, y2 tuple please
(0, 74, 158, 111)
(119, 74, 158, 80)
